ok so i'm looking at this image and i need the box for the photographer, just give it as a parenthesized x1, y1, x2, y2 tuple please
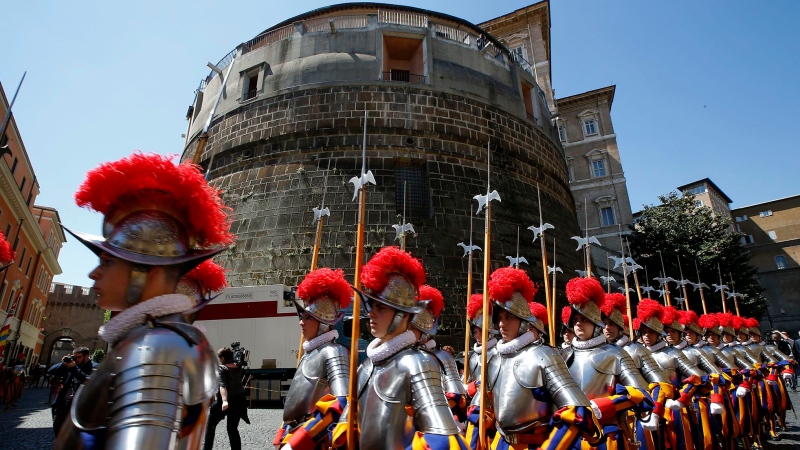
(51, 347, 96, 435)
(203, 346, 247, 450)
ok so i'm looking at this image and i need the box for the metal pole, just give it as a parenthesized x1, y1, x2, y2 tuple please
(462, 218, 475, 384)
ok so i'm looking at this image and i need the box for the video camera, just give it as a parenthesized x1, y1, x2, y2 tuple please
(230, 341, 249, 368)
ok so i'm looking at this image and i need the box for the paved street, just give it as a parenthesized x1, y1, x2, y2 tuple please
(4, 385, 800, 449)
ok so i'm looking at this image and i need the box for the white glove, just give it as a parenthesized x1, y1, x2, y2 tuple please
(710, 402, 723, 415)
(590, 400, 603, 419)
(283, 445, 294, 450)
(736, 386, 750, 398)
(665, 399, 683, 411)
(783, 373, 793, 381)
(766, 379, 778, 386)
(641, 413, 659, 431)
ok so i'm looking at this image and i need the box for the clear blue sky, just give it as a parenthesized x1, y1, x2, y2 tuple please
(2, 1, 798, 287)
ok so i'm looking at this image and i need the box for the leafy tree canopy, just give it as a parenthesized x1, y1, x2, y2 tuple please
(628, 192, 765, 318)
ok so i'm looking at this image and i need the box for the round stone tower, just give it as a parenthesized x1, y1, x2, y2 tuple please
(181, 3, 583, 347)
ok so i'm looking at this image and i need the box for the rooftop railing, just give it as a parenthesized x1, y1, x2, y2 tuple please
(200, 8, 536, 91)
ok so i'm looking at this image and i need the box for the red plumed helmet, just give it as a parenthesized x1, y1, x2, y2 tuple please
(566, 277, 604, 308)
(74, 152, 234, 248)
(744, 317, 759, 328)
(488, 267, 537, 303)
(698, 313, 719, 330)
(467, 293, 488, 320)
(295, 268, 353, 325)
(679, 310, 703, 335)
(489, 267, 538, 323)
(0, 231, 15, 266)
(633, 318, 642, 331)
(601, 293, 627, 328)
(360, 246, 426, 314)
(662, 306, 683, 331)
(636, 299, 664, 334)
(561, 306, 572, 326)
(730, 315, 745, 332)
(529, 302, 548, 325)
(565, 277, 605, 327)
(418, 285, 445, 318)
(183, 260, 228, 294)
(298, 268, 353, 309)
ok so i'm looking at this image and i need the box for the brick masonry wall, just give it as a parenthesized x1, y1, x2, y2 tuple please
(42, 284, 106, 365)
(185, 85, 584, 348)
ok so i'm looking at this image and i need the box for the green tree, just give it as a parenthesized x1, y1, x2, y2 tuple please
(628, 191, 765, 318)
(91, 349, 105, 364)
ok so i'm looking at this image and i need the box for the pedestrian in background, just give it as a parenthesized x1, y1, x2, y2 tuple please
(204, 347, 247, 450)
(51, 347, 95, 435)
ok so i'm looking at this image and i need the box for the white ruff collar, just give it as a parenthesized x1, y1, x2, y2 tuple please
(572, 334, 607, 350)
(423, 339, 436, 350)
(367, 330, 416, 362)
(675, 341, 688, 350)
(740, 339, 754, 346)
(303, 330, 339, 352)
(646, 341, 668, 352)
(717, 343, 726, 350)
(496, 331, 536, 355)
(615, 335, 630, 346)
(99, 294, 193, 345)
(474, 338, 497, 353)
(693, 341, 707, 348)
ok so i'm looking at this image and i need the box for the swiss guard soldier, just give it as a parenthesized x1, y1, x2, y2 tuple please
(745, 317, 795, 433)
(464, 292, 498, 448)
(411, 285, 468, 421)
(559, 307, 575, 360)
(332, 246, 466, 450)
(564, 277, 653, 449)
(484, 268, 601, 450)
(600, 292, 669, 447)
(275, 268, 351, 450)
(55, 152, 234, 449)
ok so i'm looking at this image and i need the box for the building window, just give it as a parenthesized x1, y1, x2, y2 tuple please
(740, 235, 755, 245)
(10, 158, 17, 174)
(775, 256, 788, 269)
(558, 125, 566, 142)
(583, 119, 598, 136)
(64, 285, 73, 294)
(511, 45, 527, 61)
(81, 287, 90, 296)
(601, 207, 616, 226)
(735, 215, 748, 222)
(695, 200, 703, 208)
(241, 69, 259, 101)
(18, 248, 26, 268)
(759, 210, 773, 217)
(49, 283, 56, 293)
(685, 185, 707, 196)
(591, 159, 606, 177)
(394, 158, 431, 220)
(19, 177, 26, 192)
(25, 257, 31, 276)
(382, 35, 426, 84)
(768, 230, 777, 240)
(4, 224, 10, 239)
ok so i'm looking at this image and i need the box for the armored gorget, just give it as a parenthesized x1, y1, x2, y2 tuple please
(696, 342, 737, 371)
(283, 339, 349, 423)
(677, 341, 723, 374)
(486, 333, 589, 435)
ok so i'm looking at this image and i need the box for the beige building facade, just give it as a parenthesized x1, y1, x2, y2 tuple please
(732, 195, 800, 336)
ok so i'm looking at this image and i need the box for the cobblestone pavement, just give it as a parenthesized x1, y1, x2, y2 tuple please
(3, 386, 800, 449)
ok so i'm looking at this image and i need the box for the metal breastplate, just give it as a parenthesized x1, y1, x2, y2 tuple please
(431, 349, 467, 397)
(732, 345, 758, 366)
(747, 343, 777, 364)
(652, 346, 706, 386)
(764, 344, 790, 362)
(357, 347, 460, 449)
(623, 342, 669, 384)
(683, 346, 722, 374)
(720, 345, 749, 369)
(283, 341, 349, 422)
(468, 346, 498, 407)
(699, 345, 737, 370)
(568, 343, 648, 400)
(56, 314, 218, 450)
(488, 343, 588, 434)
